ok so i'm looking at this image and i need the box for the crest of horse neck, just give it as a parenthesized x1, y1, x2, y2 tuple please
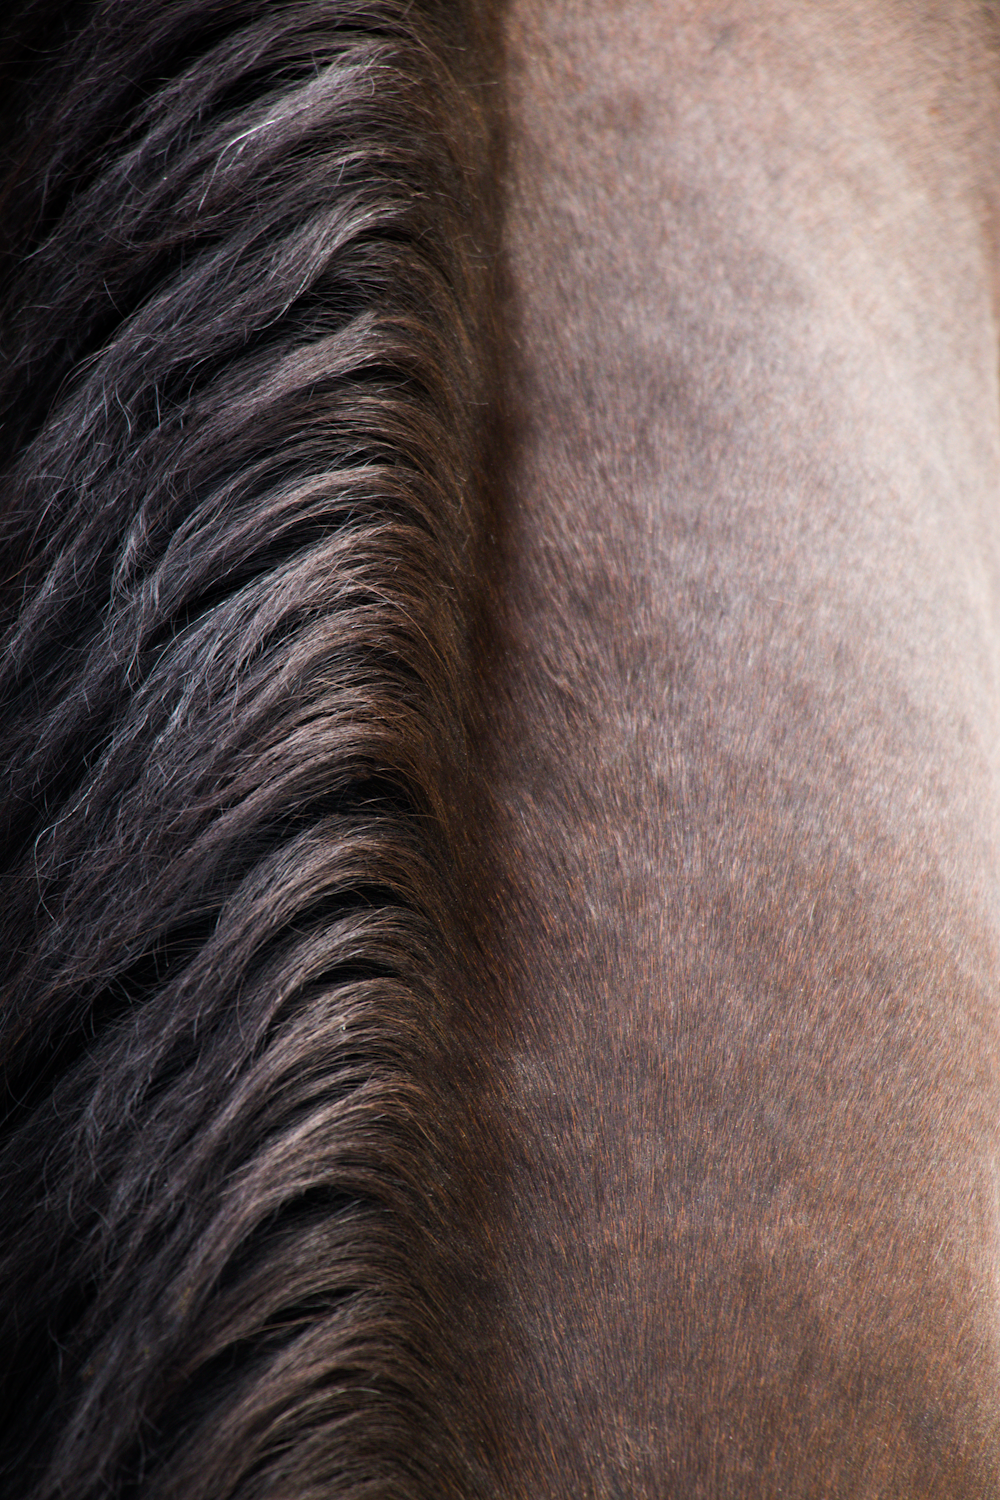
(472, 2, 1000, 1494)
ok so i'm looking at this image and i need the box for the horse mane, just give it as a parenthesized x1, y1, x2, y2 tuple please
(0, 3, 499, 1494)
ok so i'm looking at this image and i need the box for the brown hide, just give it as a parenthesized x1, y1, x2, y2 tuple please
(466, 2, 1000, 1494)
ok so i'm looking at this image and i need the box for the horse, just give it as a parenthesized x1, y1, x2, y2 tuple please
(1, 1, 999, 1495)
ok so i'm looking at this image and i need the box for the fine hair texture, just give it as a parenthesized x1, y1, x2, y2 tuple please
(0, 2, 496, 1495)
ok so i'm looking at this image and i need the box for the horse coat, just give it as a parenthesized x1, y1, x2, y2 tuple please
(1, 1, 999, 1495)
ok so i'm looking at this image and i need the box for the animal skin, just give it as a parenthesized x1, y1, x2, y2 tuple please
(1, 2, 999, 1496)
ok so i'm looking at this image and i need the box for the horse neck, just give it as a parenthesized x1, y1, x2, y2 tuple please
(464, 4, 1000, 1494)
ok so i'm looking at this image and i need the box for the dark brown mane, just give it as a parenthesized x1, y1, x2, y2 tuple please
(0, 4, 500, 1494)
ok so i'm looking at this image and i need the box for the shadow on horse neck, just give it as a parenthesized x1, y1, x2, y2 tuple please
(1, 2, 999, 1496)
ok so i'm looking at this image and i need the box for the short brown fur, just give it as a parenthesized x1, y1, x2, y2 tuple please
(466, 2, 1000, 1494)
